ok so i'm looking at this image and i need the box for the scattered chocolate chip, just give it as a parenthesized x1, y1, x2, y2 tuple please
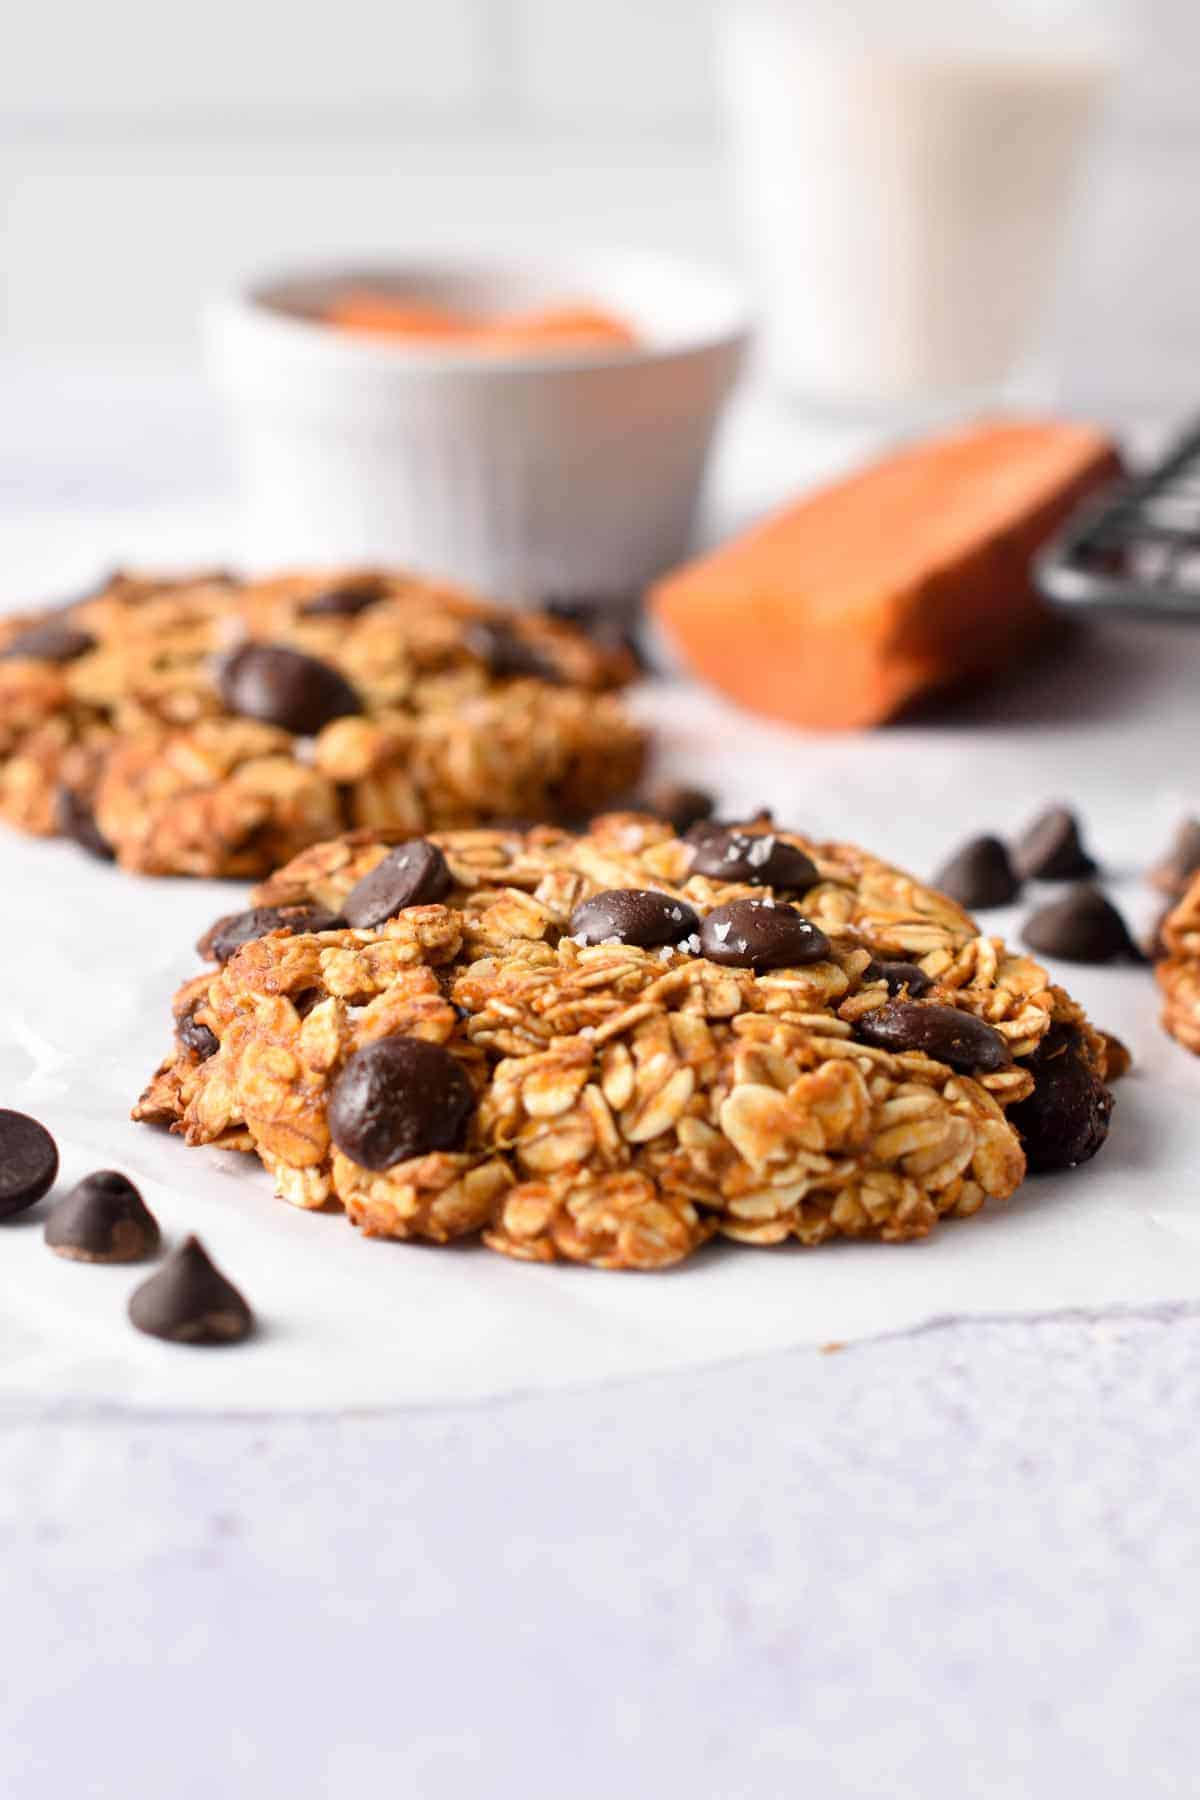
(1008, 1023, 1114, 1172)
(1012, 806, 1097, 881)
(933, 835, 1020, 910)
(1022, 886, 1141, 964)
(1150, 818, 1200, 898)
(689, 829, 819, 892)
(128, 1236, 254, 1345)
(197, 903, 342, 964)
(176, 1001, 218, 1060)
(465, 618, 562, 683)
(0, 1110, 59, 1220)
(855, 1002, 1010, 1073)
(341, 840, 453, 929)
(635, 782, 715, 836)
(328, 1036, 475, 1171)
(1, 620, 96, 663)
(54, 786, 115, 861)
(699, 898, 830, 969)
(45, 1170, 160, 1263)
(299, 575, 388, 617)
(569, 888, 701, 949)
(863, 959, 934, 997)
(216, 643, 362, 735)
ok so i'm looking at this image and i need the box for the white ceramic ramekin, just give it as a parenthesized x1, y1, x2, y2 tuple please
(207, 253, 749, 600)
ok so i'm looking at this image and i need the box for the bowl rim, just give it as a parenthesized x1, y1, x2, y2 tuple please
(212, 248, 753, 377)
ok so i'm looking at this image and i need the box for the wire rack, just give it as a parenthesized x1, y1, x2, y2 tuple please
(1035, 422, 1200, 619)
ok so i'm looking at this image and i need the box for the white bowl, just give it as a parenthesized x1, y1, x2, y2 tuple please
(208, 252, 750, 600)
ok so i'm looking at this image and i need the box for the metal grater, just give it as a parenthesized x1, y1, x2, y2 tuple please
(1035, 421, 1200, 619)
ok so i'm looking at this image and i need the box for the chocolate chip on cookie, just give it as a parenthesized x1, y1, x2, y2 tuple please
(197, 903, 343, 964)
(635, 781, 715, 836)
(128, 1236, 254, 1345)
(0, 1110, 59, 1220)
(465, 618, 562, 684)
(1008, 1023, 1113, 1172)
(1150, 818, 1200, 898)
(1022, 886, 1141, 964)
(299, 575, 388, 617)
(54, 786, 116, 861)
(863, 959, 933, 997)
(855, 1001, 1010, 1073)
(341, 840, 453, 929)
(934, 835, 1021, 910)
(689, 829, 818, 892)
(328, 1036, 475, 1171)
(176, 1001, 218, 1060)
(1012, 806, 1097, 881)
(1, 621, 96, 664)
(699, 898, 830, 969)
(569, 888, 701, 949)
(217, 643, 362, 735)
(45, 1170, 160, 1264)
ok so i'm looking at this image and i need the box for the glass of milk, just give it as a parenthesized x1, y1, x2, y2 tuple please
(719, 0, 1120, 414)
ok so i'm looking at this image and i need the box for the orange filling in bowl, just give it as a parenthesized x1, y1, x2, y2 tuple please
(323, 290, 639, 354)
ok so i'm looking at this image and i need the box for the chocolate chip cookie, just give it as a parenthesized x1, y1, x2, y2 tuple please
(0, 566, 645, 876)
(134, 813, 1119, 1270)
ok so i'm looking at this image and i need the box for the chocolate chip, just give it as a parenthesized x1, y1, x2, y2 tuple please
(176, 1001, 218, 1060)
(1, 621, 95, 663)
(54, 786, 115, 861)
(1150, 818, 1200, 898)
(328, 1036, 475, 1171)
(855, 1002, 1010, 1073)
(299, 575, 388, 617)
(543, 594, 646, 668)
(689, 829, 819, 892)
(217, 643, 362, 735)
(45, 1170, 160, 1263)
(341, 840, 453, 929)
(465, 618, 562, 683)
(699, 898, 829, 969)
(1012, 806, 1097, 881)
(863, 959, 934, 997)
(128, 1236, 254, 1345)
(1022, 886, 1141, 964)
(197, 903, 342, 964)
(933, 835, 1020, 910)
(635, 782, 715, 836)
(569, 888, 700, 949)
(1008, 1023, 1114, 1172)
(0, 1110, 59, 1220)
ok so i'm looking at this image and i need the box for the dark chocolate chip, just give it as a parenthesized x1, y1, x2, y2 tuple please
(341, 840, 453, 929)
(299, 575, 388, 617)
(1022, 886, 1141, 964)
(1012, 806, 1097, 881)
(217, 643, 362, 735)
(45, 1170, 160, 1263)
(689, 829, 818, 892)
(863, 959, 934, 998)
(0, 1110, 59, 1220)
(54, 786, 116, 861)
(128, 1236, 254, 1345)
(700, 898, 829, 969)
(635, 782, 715, 836)
(176, 1001, 219, 1060)
(1150, 818, 1200, 898)
(568, 888, 700, 949)
(1, 621, 96, 664)
(197, 903, 342, 964)
(465, 618, 563, 684)
(328, 1036, 475, 1172)
(1009, 1023, 1114, 1172)
(933, 835, 1021, 910)
(855, 1002, 1010, 1073)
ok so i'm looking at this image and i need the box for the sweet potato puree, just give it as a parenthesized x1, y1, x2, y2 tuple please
(323, 290, 639, 354)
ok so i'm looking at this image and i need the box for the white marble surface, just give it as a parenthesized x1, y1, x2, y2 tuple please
(4, 363, 1199, 1797)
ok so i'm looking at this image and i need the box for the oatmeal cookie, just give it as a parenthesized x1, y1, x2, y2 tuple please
(135, 813, 1117, 1270)
(0, 566, 645, 875)
(1157, 871, 1200, 1055)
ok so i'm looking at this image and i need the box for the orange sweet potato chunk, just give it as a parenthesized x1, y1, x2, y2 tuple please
(651, 418, 1122, 730)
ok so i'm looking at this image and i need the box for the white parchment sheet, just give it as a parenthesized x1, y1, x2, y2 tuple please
(3, 544, 1200, 1410)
